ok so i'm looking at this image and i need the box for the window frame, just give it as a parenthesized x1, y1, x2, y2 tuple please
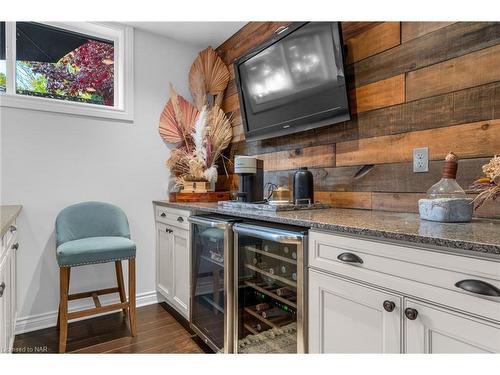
(0, 22, 134, 121)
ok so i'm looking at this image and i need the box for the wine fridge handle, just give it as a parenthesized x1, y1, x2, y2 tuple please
(233, 223, 305, 244)
(188, 216, 230, 229)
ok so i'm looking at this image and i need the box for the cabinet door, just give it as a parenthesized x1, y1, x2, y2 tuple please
(0, 255, 7, 353)
(5, 252, 12, 350)
(171, 227, 190, 318)
(9, 247, 17, 347)
(156, 223, 173, 301)
(404, 299, 500, 353)
(309, 270, 402, 353)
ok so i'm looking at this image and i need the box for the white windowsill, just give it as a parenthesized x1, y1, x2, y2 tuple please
(0, 93, 134, 122)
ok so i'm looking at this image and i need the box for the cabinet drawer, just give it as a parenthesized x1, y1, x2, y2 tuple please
(155, 206, 190, 230)
(309, 230, 500, 320)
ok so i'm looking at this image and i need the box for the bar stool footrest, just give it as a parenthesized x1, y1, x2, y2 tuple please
(68, 287, 120, 301)
(67, 301, 129, 320)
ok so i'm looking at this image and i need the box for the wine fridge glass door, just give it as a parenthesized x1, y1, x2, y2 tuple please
(235, 233, 301, 353)
(191, 222, 227, 351)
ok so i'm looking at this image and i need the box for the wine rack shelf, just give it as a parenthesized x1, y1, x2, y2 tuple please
(244, 323, 260, 335)
(244, 263, 297, 288)
(201, 295, 224, 314)
(244, 280, 297, 309)
(200, 254, 224, 268)
(244, 245, 297, 265)
(244, 306, 294, 329)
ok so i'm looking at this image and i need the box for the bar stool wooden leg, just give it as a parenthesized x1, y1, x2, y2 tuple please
(57, 268, 70, 330)
(59, 267, 70, 353)
(128, 258, 137, 336)
(115, 261, 128, 317)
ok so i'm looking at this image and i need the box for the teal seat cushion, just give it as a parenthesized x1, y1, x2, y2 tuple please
(56, 236, 136, 267)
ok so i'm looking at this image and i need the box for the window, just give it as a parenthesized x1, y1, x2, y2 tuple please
(16, 23, 115, 106)
(0, 22, 133, 121)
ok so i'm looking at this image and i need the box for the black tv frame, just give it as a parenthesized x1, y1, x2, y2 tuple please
(234, 22, 350, 142)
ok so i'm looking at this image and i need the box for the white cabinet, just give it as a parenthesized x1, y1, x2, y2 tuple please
(155, 205, 190, 319)
(308, 230, 500, 353)
(171, 227, 189, 315)
(1, 224, 18, 354)
(309, 270, 402, 353)
(156, 222, 173, 301)
(404, 299, 500, 353)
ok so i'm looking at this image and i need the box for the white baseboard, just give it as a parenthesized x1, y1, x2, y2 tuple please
(15, 290, 159, 335)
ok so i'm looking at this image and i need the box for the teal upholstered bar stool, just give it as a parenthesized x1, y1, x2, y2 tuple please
(55, 201, 137, 353)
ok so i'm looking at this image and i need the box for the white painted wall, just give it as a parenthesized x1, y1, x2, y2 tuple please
(0, 28, 199, 332)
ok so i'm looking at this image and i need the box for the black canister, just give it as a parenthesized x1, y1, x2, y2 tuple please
(293, 167, 314, 205)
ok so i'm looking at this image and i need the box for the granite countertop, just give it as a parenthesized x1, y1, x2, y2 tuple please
(1, 205, 22, 237)
(153, 200, 500, 257)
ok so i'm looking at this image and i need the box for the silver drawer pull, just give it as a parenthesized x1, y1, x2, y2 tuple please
(337, 252, 364, 264)
(0, 282, 5, 297)
(455, 279, 500, 297)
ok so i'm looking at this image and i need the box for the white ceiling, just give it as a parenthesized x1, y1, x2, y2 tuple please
(125, 22, 247, 48)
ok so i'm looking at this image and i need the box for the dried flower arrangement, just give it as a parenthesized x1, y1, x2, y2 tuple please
(469, 155, 500, 210)
(158, 47, 232, 191)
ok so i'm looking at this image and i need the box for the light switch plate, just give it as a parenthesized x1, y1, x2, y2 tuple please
(413, 147, 429, 173)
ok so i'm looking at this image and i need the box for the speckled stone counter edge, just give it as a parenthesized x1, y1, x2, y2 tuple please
(1, 205, 22, 238)
(153, 201, 500, 257)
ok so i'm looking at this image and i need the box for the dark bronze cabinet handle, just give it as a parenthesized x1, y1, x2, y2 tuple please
(165, 228, 173, 233)
(383, 300, 395, 312)
(405, 307, 418, 320)
(10, 225, 17, 233)
(0, 282, 5, 297)
(177, 216, 184, 222)
(12, 242, 19, 250)
(160, 213, 166, 217)
(455, 279, 500, 297)
(337, 252, 363, 264)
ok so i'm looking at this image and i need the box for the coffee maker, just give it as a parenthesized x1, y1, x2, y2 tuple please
(234, 155, 264, 202)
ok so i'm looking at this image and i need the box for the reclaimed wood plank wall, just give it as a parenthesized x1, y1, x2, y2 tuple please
(215, 22, 500, 218)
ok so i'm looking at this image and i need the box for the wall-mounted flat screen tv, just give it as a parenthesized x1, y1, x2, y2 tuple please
(235, 22, 350, 142)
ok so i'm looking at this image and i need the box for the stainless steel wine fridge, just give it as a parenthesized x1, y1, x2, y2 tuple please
(233, 223, 308, 353)
(189, 215, 240, 353)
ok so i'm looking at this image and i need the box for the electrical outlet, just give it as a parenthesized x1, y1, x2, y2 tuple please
(413, 147, 429, 173)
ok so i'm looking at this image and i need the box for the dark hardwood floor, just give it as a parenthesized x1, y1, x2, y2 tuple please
(13, 303, 212, 354)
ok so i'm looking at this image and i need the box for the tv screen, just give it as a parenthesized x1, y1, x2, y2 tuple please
(235, 22, 350, 141)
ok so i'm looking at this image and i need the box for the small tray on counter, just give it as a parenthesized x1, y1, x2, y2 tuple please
(218, 200, 330, 212)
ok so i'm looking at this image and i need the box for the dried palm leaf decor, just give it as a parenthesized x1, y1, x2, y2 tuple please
(158, 46, 232, 193)
(159, 85, 199, 148)
(189, 47, 230, 109)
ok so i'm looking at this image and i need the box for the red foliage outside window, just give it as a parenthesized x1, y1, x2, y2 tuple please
(31, 40, 114, 105)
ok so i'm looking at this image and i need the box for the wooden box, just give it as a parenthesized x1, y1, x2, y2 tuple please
(182, 181, 214, 193)
(169, 191, 231, 203)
